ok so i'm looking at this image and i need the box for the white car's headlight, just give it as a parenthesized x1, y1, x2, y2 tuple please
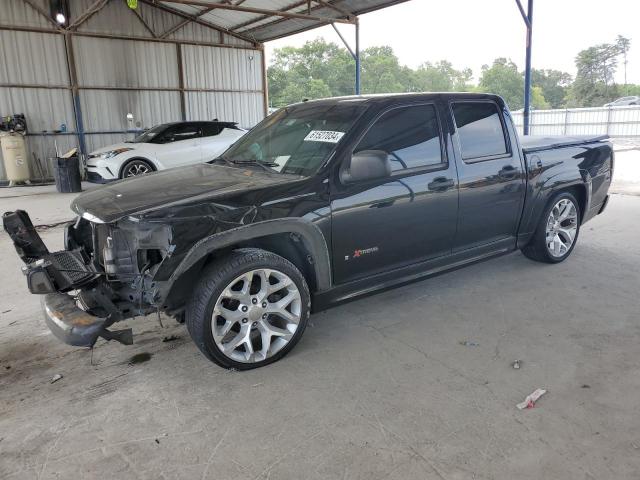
(90, 148, 133, 160)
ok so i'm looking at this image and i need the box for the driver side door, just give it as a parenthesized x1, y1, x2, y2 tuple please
(330, 102, 459, 285)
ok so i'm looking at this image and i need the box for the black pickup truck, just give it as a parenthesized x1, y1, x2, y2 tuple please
(3, 93, 613, 370)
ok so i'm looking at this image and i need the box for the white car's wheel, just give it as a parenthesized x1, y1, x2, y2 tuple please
(121, 159, 153, 179)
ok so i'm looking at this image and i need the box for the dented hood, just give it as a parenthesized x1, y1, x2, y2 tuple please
(71, 163, 302, 223)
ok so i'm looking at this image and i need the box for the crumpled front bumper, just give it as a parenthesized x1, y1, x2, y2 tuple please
(42, 293, 132, 347)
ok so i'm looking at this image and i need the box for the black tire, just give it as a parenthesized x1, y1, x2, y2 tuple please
(120, 159, 154, 179)
(522, 191, 581, 263)
(185, 248, 311, 370)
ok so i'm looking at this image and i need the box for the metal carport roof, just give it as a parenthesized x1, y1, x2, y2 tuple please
(143, 1, 412, 43)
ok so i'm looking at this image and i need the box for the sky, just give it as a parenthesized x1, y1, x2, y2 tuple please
(265, 0, 639, 85)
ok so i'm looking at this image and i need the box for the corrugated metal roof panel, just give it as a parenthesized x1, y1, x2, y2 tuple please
(77, 0, 152, 37)
(159, 0, 411, 41)
(167, 22, 252, 47)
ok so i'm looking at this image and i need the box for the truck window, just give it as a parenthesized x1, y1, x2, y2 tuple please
(355, 104, 443, 171)
(451, 102, 507, 160)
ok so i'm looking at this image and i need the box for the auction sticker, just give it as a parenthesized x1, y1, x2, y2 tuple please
(303, 130, 345, 143)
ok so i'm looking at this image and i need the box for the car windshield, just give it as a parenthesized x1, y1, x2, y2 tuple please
(219, 101, 367, 176)
(131, 124, 169, 143)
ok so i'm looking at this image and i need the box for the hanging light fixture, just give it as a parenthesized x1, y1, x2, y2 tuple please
(49, 0, 70, 26)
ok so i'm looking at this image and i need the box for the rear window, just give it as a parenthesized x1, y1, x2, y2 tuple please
(452, 102, 507, 160)
(202, 123, 223, 137)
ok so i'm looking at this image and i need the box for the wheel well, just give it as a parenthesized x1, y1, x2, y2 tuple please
(119, 157, 156, 178)
(234, 233, 319, 292)
(168, 232, 319, 304)
(562, 185, 587, 221)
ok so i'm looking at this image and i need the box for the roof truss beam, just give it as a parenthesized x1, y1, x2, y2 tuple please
(140, 0, 258, 44)
(68, 0, 111, 31)
(157, 0, 355, 25)
(240, 0, 340, 37)
(22, 0, 64, 29)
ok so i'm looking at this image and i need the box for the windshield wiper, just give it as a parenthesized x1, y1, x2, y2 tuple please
(229, 159, 279, 173)
(211, 156, 279, 173)
(210, 156, 234, 166)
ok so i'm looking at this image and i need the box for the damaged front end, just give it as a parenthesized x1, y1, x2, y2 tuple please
(2, 209, 172, 348)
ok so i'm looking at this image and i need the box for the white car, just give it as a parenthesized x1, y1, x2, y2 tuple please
(86, 121, 246, 182)
(604, 96, 640, 107)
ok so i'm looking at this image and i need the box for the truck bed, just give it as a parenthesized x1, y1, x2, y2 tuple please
(520, 135, 609, 153)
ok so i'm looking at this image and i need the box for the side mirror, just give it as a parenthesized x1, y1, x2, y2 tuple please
(341, 150, 391, 183)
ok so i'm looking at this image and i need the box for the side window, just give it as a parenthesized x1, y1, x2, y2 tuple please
(159, 123, 201, 143)
(451, 102, 508, 160)
(355, 104, 443, 172)
(202, 123, 222, 137)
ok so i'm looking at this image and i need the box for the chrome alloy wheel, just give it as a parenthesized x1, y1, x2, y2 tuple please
(124, 161, 151, 177)
(545, 198, 578, 257)
(211, 268, 302, 363)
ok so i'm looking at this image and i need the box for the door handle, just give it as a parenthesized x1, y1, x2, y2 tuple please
(498, 165, 518, 180)
(428, 177, 455, 191)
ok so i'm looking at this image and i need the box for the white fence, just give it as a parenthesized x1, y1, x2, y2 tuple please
(511, 105, 640, 137)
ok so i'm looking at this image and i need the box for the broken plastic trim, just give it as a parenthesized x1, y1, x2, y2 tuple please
(42, 293, 132, 347)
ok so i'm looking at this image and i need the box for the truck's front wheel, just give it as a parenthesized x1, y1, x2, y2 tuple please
(185, 248, 311, 370)
(522, 191, 581, 263)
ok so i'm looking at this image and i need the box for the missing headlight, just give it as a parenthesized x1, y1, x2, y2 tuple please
(137, 249, 164, 271)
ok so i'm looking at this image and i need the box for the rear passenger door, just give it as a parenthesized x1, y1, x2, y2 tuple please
(449, 100, 525, 252)
(331, 102, 459, 284)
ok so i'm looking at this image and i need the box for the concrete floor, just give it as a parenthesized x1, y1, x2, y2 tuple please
(1, 157, 640, 479)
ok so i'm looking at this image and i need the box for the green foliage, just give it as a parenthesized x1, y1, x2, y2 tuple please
(622, 84, 640, 96)
(360, 46, 412, 94)
(531, 69, 572, 108)
(412, 61, 474, 92)
(531, 86, 550, 110)
(266, 39, 473, 107)
(478, 58, 525, 110)
(569, 36, 631, 107)
(267, 39, 352, 106)
(267, 36, 634, 110)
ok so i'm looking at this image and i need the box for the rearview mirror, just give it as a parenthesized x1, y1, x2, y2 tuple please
(341, 150, 391, 183)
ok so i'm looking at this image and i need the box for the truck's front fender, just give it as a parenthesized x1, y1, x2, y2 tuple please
(154, 218, 332, 304)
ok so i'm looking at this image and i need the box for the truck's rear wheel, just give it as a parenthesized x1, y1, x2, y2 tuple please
(522, 191, 581, 263)
(185, 248, 311, 370)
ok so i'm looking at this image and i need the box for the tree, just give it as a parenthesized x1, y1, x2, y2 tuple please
(267, 39, 474, 106)
(569, 39, 625, 107)
(531, 69, 572, 108)
(478, 58, 525, 110)
(413, 61, 473, 92)
(360, 46, 410, 94)
(617, 35, 631, 90)
(531, 86, 550, 110)
(267, 39, 353, 106)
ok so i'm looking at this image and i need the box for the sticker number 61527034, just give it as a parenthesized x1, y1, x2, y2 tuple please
(303, 130, 345, 143)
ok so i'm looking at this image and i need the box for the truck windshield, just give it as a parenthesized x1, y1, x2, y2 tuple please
(219, 102, 367, 176)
